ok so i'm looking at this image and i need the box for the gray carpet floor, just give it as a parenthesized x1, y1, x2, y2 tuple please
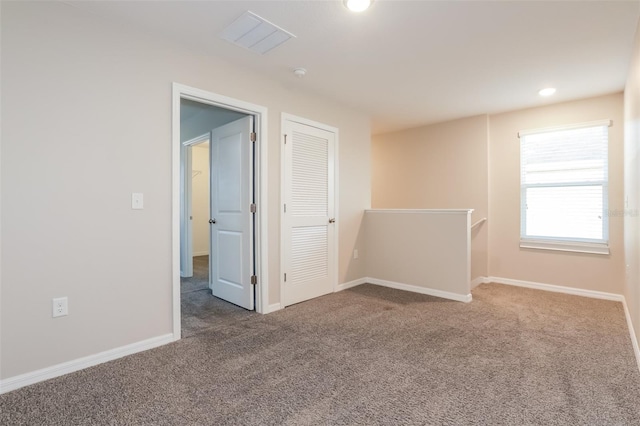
(181, 255, 210, 295)
(2, 283, 640, 425)
(180, 255, 254, 338)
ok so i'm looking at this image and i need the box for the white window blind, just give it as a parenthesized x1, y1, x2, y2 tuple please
(519, 120, 610, 254)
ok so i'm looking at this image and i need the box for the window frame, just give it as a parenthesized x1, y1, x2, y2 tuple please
(518, 119, 611, 255)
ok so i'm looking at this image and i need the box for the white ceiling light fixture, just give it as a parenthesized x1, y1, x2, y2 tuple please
(344, 0, 373, 13)
(293, 68, 307, 78)
(539, 87, 557, 97)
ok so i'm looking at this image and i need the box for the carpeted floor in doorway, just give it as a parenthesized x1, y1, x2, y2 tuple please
(180, 255, 254, 338)
(1, 283, 640, 425)
(180, 255, 209, 294)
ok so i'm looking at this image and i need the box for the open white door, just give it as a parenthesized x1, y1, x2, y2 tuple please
(209, 116, 254, 310)
(282, 118, 336, 307)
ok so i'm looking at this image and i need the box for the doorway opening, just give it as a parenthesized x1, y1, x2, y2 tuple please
(172, 84, 269, 340)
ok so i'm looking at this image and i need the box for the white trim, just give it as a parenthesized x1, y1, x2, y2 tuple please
(335, 277, 472, 302)
(335, 277, 367, 292)
(622, 299, 640, 371)
(465, 213, 472, 295)
(280, 113, 339, 308)
(180, 144, 194, 278)
(173, 83, 269, 341)
(367, 277, 472, 303)
(172, 84, 181, 337)
(182, 133, 209, 147)
(518, 119, 612, 138)
(486, 276, 624, 301)
(519, 239, 610, 255)
(471, 217, 487, 229)
(0, 333, 175, 395)
(334, 131, 340, 297)
(279, 118, 286, 310)
(365, 209, 473, 215)
(264, 303, 282, 314)
(281, 113, 339, 134)
(0, 3, 4, 389)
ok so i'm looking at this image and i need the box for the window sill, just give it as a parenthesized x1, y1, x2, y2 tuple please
(520, 239, 610, 255)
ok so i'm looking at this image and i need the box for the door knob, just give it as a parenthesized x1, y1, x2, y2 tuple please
(209, 218, 216, 224)
(329, 218, 336, 223)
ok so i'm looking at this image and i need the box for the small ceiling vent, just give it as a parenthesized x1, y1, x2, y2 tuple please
(221, 11, 296, 55)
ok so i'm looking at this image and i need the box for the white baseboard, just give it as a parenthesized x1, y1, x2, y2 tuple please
(470, 276, 489, 289)
(193, 251, 209, 257)
(265, 303, 281, 314)
(335, 277, 471, 303)
(335, 278, 367, 292)
(622, 299, 640, 371)
(366, 277, 472, 303)
(0, 333, 175, 395)
(486, 276, 624, 301)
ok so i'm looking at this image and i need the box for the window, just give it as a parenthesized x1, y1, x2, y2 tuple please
(519, 120, 611, 254)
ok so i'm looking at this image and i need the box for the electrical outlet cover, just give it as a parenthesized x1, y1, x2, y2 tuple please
(52, 297, 68, 318)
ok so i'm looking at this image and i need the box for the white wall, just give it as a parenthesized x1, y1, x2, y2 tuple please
(191, 145, 209, 256)
(624, 19, 640, 345)
(0, 2, 371, 379)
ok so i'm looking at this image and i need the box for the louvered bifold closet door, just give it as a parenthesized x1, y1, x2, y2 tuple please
(283, 119, 336, 307)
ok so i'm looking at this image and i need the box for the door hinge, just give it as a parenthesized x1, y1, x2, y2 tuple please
(250, 203, 257, 213)
(284, 134, 287, 144)
(284, 203, 287, 213)
(250, 132, 256, 142)
(251, 275, 258, 285)
(284, 273, 287, 282)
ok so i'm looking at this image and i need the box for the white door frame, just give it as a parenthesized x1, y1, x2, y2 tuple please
(280, 113, 339, 307)
(181, 133, 210, 278)
(172, 83, 269, 340)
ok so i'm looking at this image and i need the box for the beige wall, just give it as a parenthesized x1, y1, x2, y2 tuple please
(364, 210, 471, 298)
(371, 95, 624, 295)
(372, 115, 489, 281)
(624, 19, 640, 344)
(192, 146, 210, 256)
(489, 93, 625, 294)
(0, 2, 370, 379)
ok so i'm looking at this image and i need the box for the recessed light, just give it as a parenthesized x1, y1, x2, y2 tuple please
(344, 0, 373, 12)
(539, 87, 557, 97)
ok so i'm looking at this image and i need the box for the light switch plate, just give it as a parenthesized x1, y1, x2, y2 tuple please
(132, 193, 144, 209)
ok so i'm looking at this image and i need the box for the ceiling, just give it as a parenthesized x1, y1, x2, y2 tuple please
(180, 99, 247, 142)
(180, 99, 243, 124)
(65, 0, 640, 135)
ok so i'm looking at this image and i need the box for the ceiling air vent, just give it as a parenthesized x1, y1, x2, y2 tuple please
(221, 11, 296, 55)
